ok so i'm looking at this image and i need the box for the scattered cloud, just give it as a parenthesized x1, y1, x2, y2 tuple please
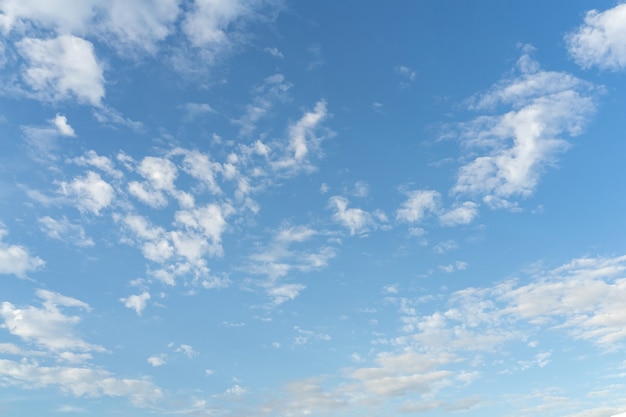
(396, 190, 440, 223)
(58, 171, 115, 215)
(0, 226, 45, 277)
(38, 216, 94, 247)
(438, 201, 479, 226)
(120, 292, 151, 315)
(0, 289, 104, 353)
(567, 4, 626, 70)
(453, 47, 597, 206)
(329, 196, 375, 236)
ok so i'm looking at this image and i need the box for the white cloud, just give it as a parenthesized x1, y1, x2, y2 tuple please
(174, 203, 231, 257)
(71, 150, 123, 179)
(273, 100, 331, 172)
(175, 344, 197, 358)
(17, 35, 105, 106)
(567, 4, 626, 70)
(147, 354, 167, 367)
(264, 46, 283, 58)
(59, 171, 115, 215)
(438, 261, 468, 273)
(51, 114, 75, 136)
(172, 148, 222, 195)
(438, 202, 478, 226)
(129, 155, 198, 209)
(0, 226, 45, 277)
(453, 48, 597, 204)
(392, 254, 626, 357)
(351, 181, 369, 198)
(120, 292, 150, 315)
(38, 216, 94, 247)
(0, 359, 162, 406)
(267, 283, 306, 305)
(225, 384, 246, 396)
(433, 240, 458, 254)
(97, 0, 180, 55)
(236, 73, 292, 136)
(329, 196, 374, 235)
(0, 0, 180, 55)
(396, 190, 440, 223)
(1, 289, 104, 353)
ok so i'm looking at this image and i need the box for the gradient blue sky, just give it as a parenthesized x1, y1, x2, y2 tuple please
(1, 1, 626, 416)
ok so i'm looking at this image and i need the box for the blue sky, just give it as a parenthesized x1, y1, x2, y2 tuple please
(1, 1, 626, 416)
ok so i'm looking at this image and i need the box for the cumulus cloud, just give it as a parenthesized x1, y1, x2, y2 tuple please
(147, 354, 166, 367)
(329, 196, 374, 236)
(120, 292, 150, 315)
(438, 202, 478, 226)
(0, 289, 104, 353)
(0, 0, 180, 55)
(16, 35, 105, 106)
(71, 150, 123, 179)
(51, 114, 75, 136)
(391, 254, 626, 357)
(396, 190, 440, 223)
(0, 226, 45, 277)
(59, 171, 115, 215)
(453, 47, 597, 206)
(567, 4, 626, 70)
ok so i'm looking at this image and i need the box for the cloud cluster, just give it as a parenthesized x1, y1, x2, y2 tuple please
(1, 0, 281, 106)
(0, 289, 161, 405)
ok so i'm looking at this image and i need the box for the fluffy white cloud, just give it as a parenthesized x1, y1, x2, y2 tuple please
(438, 202, 478, 226)
(129, 156, 195, 208)
(453, 48, 597, 204)
(98, 0, 180, 55)
(329, 196, 374, 235)
(147, 354, 166, 367)
(174, 203, 231, 257)
(0, 0, 96, 34)
(0, 0, 180, 54)
(59, 171, 115, 215)
(396, 190, 440, 223)
(17, 35, 105, 106)
(173, 148, 222, 195)
(51, 114, 75, 137)
(0, 289, 104, 353)
(0, 226, 44, 277)
(567, 4, 626, 70)
(120, 292, 150, 315)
